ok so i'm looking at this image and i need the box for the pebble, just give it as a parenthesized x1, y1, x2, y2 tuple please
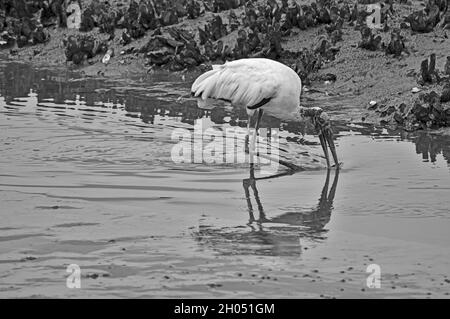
(411, 87, 421, 93)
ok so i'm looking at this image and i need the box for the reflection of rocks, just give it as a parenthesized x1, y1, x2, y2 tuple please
(410, 131, 450, 164)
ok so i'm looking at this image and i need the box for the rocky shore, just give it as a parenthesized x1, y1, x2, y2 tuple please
(1, 0, 450, 130)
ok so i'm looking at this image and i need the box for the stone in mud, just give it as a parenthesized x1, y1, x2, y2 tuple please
(168, 27, 195, 45)
(406, 4, 441, 33)
(161, 10, 178, 27)
(198, 26, 210, 46)
(314, 36, 339, 61)
(233, 29, 250, 59)
(214, 40, 224, 60)
(261, 23, 283, 60)
(285, 1, 300, 28)
(243, 5, 258, 29)
(326, 16, 344, 44)
(445, 56, 450, 76)
(319, 73, 337, 82)
(380, 105, 396, 117)
(399, 103, 407, 114)
(0, 31, 15, 48)
(121, 29, 132, 45)
(302, 5, 317, 28)
(203, 40, 215, 60)
(279, 13, 292, 34)
(314, 3, 330, 24)
(419, 53, 440, 84)
(51, 0, 68, 28)
(80, 0, 121, 35)
(358, 26, 382, 51)
(228, 10, 240, 32)
(146, 48, 173, 66)
(288, 48, 322, 83)
(412, 100, 431, 122)
(340, 3, 351, 21)
(64, 34, 107, 64)
(441, 84, 450, 103)
(186, 0, 201, 19)
(385, 29, 407, 57)
(174, 40, 205, 69)
(247, 29, 261, 52)
(354, 5, 372, 30)
(212, 0, 241, 13)
(209, 15, 228, 41)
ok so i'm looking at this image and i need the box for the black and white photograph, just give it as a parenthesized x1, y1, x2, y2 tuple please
(1, 0, 450, 302)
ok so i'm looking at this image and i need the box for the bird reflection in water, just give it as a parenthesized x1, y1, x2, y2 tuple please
(194, 167, 339, 257)
(244, 166, 339, 240)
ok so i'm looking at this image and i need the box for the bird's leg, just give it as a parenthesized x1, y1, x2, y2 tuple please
(243, 177, 255, 224)
(299, 107, 339, 169)
(250, 109, 264, 159)
(318, 133, 330, 168)
(243, 164, 257, 225)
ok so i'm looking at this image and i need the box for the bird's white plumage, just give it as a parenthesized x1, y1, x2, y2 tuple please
(191, 58, 302, 121)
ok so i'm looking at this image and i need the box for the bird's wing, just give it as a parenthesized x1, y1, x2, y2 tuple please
(191, 60, 280, 108)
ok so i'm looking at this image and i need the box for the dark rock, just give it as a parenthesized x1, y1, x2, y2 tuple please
(186, 0, 201, 19)
(444, 56, 450, 75)
(64, 34, 107, 64)
(147, 48, 173, 66)
(314, 36, 339, 61)
(441, 86, 450, 103)
(233, 29, 250, 59)
(393, 111, 404, 124)
(210, 15, 227, 41)
(228, 10, 240, 31)
(121, 29, 132, 45)
(358, 26, 382, 51)
(385, 29, 407, 57)
(406, 3, 440, 33)
(161, 10, 178, 26)
(320, 73, 337, 82)
(419, 53, 440, 84)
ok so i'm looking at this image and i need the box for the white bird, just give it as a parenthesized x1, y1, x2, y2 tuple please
(191, 58, 339, 169)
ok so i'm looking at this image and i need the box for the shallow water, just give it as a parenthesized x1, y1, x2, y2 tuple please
(0, 62, 449, 298)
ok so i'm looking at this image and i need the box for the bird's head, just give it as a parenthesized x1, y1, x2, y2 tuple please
(299, 106, 339, 169)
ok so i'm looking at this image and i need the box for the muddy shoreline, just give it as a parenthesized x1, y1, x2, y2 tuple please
(1, 0, 450, 132)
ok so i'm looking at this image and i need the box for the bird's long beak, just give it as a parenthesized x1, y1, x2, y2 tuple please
(317, 123, 339, 169)
(299, 107, 340, 169)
